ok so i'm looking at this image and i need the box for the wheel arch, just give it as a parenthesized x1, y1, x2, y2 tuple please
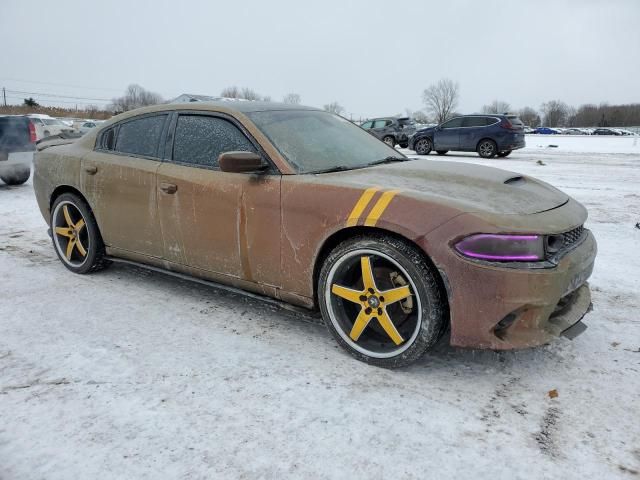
(312, 225, 450, 321)
(49, 185, 102, 234)
(476, 137, 497, 150)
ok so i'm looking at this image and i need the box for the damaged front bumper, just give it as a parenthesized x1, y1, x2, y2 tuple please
(425, 224, 597, 350)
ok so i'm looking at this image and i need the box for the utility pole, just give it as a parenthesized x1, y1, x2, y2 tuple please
(2, 87, 6, 107)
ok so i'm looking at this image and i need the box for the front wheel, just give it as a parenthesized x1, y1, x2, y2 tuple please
(497, 150, 512, 158)
(51, 193, 110, 274)
(382, 136, 395, 147)
(318, 235, 447, 368)
(1, 167, 30, 185)
(477, 139, 497, 158)
(414, 137, 432, 155)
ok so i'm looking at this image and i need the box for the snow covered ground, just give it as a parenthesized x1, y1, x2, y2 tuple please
(1, 137, 639, 479)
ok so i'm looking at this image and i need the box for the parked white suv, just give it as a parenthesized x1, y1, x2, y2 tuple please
(28, 115, 76, 139)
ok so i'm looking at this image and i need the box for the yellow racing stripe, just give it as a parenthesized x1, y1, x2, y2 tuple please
(346, 187, 381, 226)
(364, 189, 400, 226)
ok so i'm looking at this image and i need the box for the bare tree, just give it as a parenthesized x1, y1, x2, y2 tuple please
(518, 106, 540, 127)
(283, 93, 301, 104)
(541, 100, 570, 127)
(422, 78, 459, 124)
(220, 86, 241, 98)
(323, 101, 344, 115)
(481, 100, 511, 114)
(241, 87, 262, 101)
(221, 86, 270, 101)
(109, 84, 163, 112)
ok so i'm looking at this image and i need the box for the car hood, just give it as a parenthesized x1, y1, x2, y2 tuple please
(320, 160, 569, 215)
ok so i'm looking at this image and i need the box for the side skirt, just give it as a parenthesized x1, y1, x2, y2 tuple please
(105, 256, 322, 321)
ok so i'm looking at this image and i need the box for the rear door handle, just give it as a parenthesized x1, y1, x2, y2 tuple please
(160, 182, 178, 194)
(84, 165, 98, 175)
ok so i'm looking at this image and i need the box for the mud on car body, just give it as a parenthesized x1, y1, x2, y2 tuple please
(33, 101, 596, 367)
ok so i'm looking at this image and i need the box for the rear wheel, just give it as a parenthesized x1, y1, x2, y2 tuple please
(414, 137, 432, 155)
(318, 235, 447, 368)
(497, 150, 512, 158)
(436, 150, 448, 155)
(477, 139, 497, 158)
(51, 193, 110, 274)
(382, 136, 395, 147)
(1, 167, 30, 185)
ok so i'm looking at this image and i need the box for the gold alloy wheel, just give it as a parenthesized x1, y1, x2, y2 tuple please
(331, 255, 414, 346)
(53, 202, 89, 265)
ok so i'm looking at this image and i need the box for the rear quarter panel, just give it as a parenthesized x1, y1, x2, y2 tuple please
(33, 143, 85, 225)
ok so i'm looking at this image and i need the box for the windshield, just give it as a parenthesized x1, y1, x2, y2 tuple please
(247, 110, 404, 174)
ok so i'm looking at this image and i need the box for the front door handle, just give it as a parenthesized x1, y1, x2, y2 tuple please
(84, 165, 98, 175)
(160, 182, 178, 194)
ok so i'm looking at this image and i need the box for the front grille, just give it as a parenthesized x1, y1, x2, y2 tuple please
(562, 225, 584, 248)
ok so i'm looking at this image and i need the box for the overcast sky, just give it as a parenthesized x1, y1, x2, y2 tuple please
(1, 0, 639, 118)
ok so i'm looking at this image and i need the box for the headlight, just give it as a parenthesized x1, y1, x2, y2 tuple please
(455, 234, 544, 262)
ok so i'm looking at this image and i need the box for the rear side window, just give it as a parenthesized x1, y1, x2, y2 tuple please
(99, 127, 117, 150)
(172, 115, 256, 169)
(462, 117, 486, 127)
(115, 115, 167, 157)
(506, 116, 524, 126)
(373, 120, 387, 128)
(485, 117, 499, 126)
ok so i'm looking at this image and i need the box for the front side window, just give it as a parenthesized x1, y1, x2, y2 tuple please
(441, 117, 464, 128)
(172, 115, 256, 169)
(361, 121, 373, 129)
(115, 114, 166, 157)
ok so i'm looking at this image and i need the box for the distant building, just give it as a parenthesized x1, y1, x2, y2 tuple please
(170, 94, 249, 104)
(171, 93, 224, 103)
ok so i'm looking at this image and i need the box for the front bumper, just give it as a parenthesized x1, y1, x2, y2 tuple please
(423, 222, 597, 350)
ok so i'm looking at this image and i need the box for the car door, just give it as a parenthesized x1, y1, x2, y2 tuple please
(371, 119, 391, 141)
(81, 113, 169, 259)
(459, 116, 490, 150)
(156, 112, 281, 288)
(434, 117, 463, 149)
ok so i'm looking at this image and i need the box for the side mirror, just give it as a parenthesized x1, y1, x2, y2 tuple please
(218, 151, 268, 173)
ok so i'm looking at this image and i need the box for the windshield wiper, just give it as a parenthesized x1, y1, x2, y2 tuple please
(313, 165, 355, 174)
(368, 156, 410, 166)
(313, 156, 410, 174)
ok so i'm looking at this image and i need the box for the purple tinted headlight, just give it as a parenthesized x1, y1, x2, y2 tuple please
(455, 234, 544, 262)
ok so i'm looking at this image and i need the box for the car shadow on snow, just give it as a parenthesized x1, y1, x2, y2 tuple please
(105, 262, 576, 375)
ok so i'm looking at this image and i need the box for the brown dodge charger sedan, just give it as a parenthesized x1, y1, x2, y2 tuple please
(33, 102, 596, 367)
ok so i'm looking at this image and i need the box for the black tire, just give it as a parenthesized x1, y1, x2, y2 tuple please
(399, 142, 408, 149)
(436, 150, 448, 155)
(497, 150, 512, 158)
(382, 136, 395, 147)
(50, 193, 110, 274)
(414, 137, 432, 155)
(318, 234, 447, 368)
(477, 139, 497, 158)
(1, 167, 30, 185)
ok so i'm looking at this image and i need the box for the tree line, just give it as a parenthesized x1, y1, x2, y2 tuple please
(417, 78, 640, 127)
(20, 82, 636, 128)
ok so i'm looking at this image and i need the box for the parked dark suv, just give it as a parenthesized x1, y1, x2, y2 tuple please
(360, 117, 416, 148)
(0, 115, 36, 185)
(408, 114, 525, 158)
